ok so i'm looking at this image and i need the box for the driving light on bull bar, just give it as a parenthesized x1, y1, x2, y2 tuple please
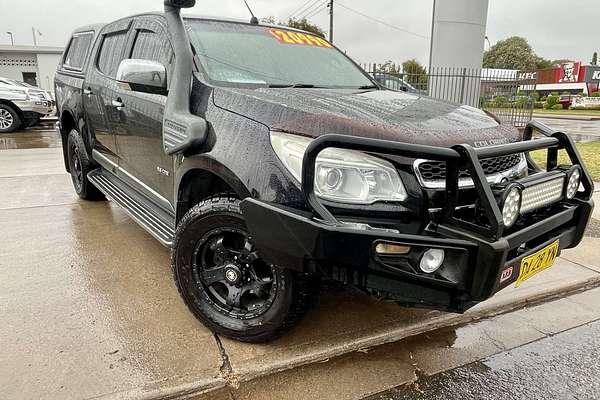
(270, 131, 407, 204)
(375, 242, 411, 255)
(501, 185, 522, 228)
(420, 249, 445, 273)
(566, 167, 582, 200)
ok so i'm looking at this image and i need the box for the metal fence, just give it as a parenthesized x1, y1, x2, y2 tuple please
(361, 63, 537, 127)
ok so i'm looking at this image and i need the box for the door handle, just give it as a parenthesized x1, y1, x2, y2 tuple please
(111, 99, 124, 111)
(83, 87, 93, 96)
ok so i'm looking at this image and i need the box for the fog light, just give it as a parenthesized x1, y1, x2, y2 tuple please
(375, 242, 411, 255)
(420, 249, 445, 273)
(566, 168, 581, 200)
(502, 186, 522, 228)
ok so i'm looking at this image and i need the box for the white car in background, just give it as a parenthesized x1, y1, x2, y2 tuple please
(0, 77, 55, 133)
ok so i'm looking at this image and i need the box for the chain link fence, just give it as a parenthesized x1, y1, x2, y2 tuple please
(361, 63, 537, 127)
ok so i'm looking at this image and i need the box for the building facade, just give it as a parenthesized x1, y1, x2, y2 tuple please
(535, 63, 600, 95)
(0, 45, 64, 92)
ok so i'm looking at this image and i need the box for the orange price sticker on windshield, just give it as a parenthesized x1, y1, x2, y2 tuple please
(269, 29, 333, 48)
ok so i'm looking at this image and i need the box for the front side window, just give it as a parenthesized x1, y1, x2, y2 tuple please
(130, 30, 173, 67)
(185, 19, 373, 89)
(64, 32, 94, 70)
(97, 30, 129, 78)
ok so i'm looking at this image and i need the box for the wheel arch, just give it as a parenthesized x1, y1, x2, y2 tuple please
(176, 157, 251, 224)
(59, 110, 92, 172)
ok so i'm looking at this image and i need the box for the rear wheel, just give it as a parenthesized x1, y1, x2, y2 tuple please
(172, 194, 317, 342)
(0, 104, 21, 133)
(67, 130, 105, 201)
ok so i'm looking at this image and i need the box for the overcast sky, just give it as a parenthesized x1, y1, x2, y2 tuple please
(1, 0, 598, 66)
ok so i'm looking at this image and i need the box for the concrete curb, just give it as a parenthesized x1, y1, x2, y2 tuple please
(102, 274, 600, 400)
(229, 275, 600, 385)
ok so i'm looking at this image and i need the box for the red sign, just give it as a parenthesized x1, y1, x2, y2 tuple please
(558, 62, 582, 83)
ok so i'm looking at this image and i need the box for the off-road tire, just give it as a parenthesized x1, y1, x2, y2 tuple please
(172, 194, 318, 343)
(0, 104, 22, 133)
(67, 130, 105, 201)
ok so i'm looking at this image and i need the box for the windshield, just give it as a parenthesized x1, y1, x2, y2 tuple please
(186, 19, 374, 89)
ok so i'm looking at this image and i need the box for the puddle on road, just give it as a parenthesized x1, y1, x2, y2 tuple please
(0, 128, 61, 150)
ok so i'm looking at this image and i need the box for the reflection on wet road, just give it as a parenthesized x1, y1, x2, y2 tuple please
(375, 319, 600, 400)
(0, 124, 61, 150)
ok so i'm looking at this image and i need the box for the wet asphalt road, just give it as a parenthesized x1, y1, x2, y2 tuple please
(534, 117, 600, 142)
(371, 320, 600, 400)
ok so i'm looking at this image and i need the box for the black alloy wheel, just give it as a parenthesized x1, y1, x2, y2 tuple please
(193, 228, 277, 319)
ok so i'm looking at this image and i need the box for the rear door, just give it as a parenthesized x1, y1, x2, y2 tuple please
(84, 19, 133, 167)
(113, 16, 175, 208)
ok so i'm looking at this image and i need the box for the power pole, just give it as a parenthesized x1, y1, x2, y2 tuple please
(328, 0, 334, 43)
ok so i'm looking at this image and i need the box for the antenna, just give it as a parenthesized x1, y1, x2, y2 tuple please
(243, 0, 259, 25)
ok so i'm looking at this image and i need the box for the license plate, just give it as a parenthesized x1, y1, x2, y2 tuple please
(516, 240, 560, 287)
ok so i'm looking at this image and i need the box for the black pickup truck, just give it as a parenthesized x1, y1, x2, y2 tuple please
(55, 0, 593, 342)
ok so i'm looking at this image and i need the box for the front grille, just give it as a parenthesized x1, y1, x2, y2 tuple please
(417, 153, 523, 181)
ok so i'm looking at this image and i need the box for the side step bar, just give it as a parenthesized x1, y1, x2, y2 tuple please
(88, 169, 176, 246)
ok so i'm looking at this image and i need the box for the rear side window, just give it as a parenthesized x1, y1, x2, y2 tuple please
(64, 32, 94, 70)
(97, 31, 129, 78)
(131, 30, 173, 66)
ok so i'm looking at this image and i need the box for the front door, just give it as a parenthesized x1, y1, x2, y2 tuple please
(113, 16, 175, 210)
(85, 19, 132, 166)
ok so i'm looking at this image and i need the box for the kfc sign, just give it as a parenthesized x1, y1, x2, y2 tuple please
(559, 62, 581, 83)
(593, 71, 600, 81)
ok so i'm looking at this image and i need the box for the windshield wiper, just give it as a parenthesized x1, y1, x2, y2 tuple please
(357, 85, 378, 90)
(267, 83, 325, 88)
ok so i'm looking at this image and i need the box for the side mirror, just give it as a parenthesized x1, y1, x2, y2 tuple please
(116, 59, 167, 95)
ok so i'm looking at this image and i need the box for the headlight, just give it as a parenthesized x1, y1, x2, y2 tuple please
(270, 131, 407, 204)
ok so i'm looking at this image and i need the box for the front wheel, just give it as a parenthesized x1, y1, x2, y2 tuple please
(172, 194, 317, 342)
(0, 104, 22, 133)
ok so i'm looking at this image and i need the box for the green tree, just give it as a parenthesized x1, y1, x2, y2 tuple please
(535, 56, 553, 69)
(402, 59, 427, 87)
(551, 59, 574, 66)
(483, 37, 548, 71)
(260, 16, 277, 24)
(376, 60, 400, 74)
(592, 52, 598, 66)
(259, 16, 326, 38)
(545, 94, 560, 109)
(284, 18, 326, 38)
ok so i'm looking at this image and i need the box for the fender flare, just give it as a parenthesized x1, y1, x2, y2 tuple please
(175, 154, 252, 213)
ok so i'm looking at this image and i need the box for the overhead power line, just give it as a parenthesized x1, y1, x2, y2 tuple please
(288, 0, 320, 20)
(298, 1, 327, 20)
(305, 3, 328, 19)
(335, 1, 430, 40)
(286, 0, 315, 19)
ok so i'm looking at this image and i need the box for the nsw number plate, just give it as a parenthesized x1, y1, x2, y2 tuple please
(516, 240, 560, 287)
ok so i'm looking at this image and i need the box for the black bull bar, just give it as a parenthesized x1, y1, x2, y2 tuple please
(241, 121, 594, 311)
(301, 120, 593, 240)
